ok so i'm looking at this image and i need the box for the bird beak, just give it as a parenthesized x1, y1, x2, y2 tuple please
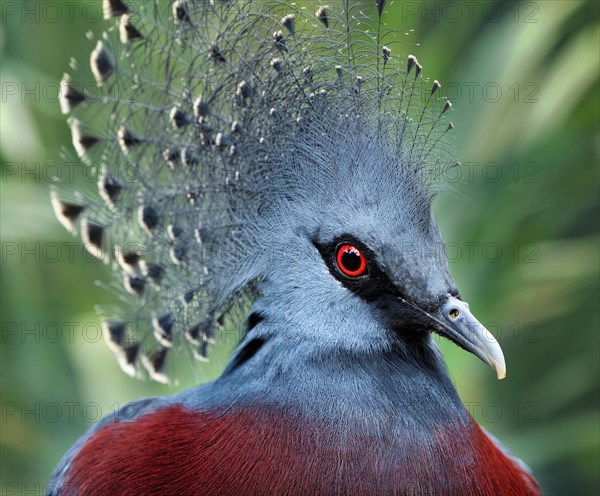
(399, 294, 506, 379)
(434, 295, 506, 380)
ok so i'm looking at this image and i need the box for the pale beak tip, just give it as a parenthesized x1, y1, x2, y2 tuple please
(491, 357, 507, 380)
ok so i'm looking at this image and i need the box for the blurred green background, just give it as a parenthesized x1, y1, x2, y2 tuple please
(1, 0, 598, 494)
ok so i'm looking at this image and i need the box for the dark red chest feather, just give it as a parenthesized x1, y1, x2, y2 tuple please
(65, 405, 539, 495)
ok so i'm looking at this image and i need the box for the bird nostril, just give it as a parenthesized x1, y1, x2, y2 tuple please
(449, 308, 460, 319)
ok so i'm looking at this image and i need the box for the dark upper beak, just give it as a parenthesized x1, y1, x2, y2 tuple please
(402, 294, 506, 380)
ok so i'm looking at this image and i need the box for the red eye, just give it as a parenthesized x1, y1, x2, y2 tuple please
(336, 244, 367, 278)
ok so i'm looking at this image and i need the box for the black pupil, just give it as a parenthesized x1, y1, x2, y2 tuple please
(341, 250, 361, 271)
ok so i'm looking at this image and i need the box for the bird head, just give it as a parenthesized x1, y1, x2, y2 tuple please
(55, 2, 505, 382)
(246, 115, 505, 381)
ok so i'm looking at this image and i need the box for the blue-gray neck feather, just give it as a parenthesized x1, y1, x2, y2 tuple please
(179, 315, 468, 432)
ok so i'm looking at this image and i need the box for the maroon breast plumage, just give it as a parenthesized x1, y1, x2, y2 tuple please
(64, 404, 537, 496)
